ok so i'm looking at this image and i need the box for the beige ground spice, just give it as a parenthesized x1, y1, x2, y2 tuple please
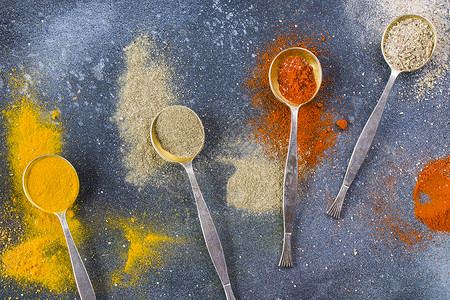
(154, 106, 204, 158)
(384, 17, 434, 71)
(113, 35, 175, 186)
(344, 0, 448, 100)
(221, 142, 283, 213)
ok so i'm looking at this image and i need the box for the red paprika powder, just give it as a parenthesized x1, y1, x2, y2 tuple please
(413, 156, 450, 231)
(278, 55, 317, 105)
(243, 29, 336, 170)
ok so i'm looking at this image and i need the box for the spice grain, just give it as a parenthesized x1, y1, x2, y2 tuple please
(336, 119, 348, 130)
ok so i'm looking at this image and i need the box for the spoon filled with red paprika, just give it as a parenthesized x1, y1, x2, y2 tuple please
(269, 47, 322, 268)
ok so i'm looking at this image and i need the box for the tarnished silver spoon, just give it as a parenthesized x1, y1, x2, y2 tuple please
(327, 15, 436, 219)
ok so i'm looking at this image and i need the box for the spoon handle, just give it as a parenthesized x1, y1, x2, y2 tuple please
(326, 69, 400, 218)
(279, 106, 299, 268)
(56, 212, 96, 300)
(182, 161, 236, 300)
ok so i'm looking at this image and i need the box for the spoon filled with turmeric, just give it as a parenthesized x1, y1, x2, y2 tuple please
(150, 105, 236, 300)
(23, 155, 96, 300)
(269, 47, 322, 268)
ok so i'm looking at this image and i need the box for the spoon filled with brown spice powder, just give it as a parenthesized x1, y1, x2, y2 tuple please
(150, 105, 236, 300)
(327, 14, 437, 219)
(269, 47, 322, 268)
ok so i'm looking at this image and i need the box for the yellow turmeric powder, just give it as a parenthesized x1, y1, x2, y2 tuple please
(1, 72, 82, 292)
(24, 155, 79, 213)
(109, 216, 182, 288)
(1, 236, 72, 290)
(2, 72, 184, 294)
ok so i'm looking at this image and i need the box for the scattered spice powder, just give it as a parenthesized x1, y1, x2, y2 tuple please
(336, 119, 348, 130)
(109, 216, 182, 288)
(277, 55, 317, 105)
(363, 155, 449, 253)
(1, 236, 72, 290)
(413, 156, 450, 232)
(2, 72, 182, 292)
(221, 142, 283, 213)
(383, 17, 434, 71)
(225, 28, 337, 213)
(367, 161, 434, 252)
(244, 29, 337, 173)
(345, 0, 448, 100)
(113, 35, 176, 186)
(1, 73, 82, 292)
(154, 106, 204, 158)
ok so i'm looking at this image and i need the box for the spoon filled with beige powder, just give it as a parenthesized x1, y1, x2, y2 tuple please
(327, 14, 437, 219)
(150, 105, 236, 300)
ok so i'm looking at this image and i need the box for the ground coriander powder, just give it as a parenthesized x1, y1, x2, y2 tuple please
(113, 35, 176, 185)
(154, 106, 204, 158)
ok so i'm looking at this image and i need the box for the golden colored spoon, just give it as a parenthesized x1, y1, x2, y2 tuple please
(326, 15, 436, 219)
(23, 155, 96, 300)
(269, 48, 322, 267)
(150, 106, 236, 300)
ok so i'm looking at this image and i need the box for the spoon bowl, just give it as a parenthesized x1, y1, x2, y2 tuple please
(381, 14, 437, 72)
(150, 105, 205, 164)
(23, 155, 79, 213)
(269, 47, 322, 107)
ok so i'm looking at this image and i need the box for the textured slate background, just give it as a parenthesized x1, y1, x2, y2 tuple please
(0, 1, 448, 299)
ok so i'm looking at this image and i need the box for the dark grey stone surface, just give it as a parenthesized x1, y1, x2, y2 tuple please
(0, 1, 448, 299)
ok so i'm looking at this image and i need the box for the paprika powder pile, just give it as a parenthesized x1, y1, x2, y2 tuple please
(413, 156, 450, 232)
(278, 55, 317, 105)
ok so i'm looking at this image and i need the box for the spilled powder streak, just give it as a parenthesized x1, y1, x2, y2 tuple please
(113, 35, 176, 186)
(108, 216, 183, 288)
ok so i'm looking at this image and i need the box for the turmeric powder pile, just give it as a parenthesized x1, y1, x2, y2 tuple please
(1, 73, 81, 292)
(24, 156, 79, 213)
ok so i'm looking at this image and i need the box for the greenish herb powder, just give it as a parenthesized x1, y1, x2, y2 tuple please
(154, 106, 204, 158)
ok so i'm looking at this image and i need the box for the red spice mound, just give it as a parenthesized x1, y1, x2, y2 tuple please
(336, 119, 348, 130)
(278, 56, 316, 105)
(413, 156, 450, 231)
(244, 29, 336, 170)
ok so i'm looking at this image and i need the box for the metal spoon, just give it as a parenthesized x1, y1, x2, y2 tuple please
(269, 48, 322, 267)
(326, 15, 436, 219)
(150, 106, 236, 300)
(22, 155, 96, 300)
